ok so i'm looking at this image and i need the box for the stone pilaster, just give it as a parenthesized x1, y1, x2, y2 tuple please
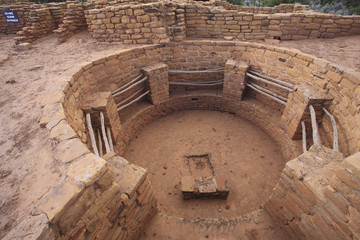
(223, 59, 249, 101)
(282, 85, 332, 140)
(142, 63, 170, 105)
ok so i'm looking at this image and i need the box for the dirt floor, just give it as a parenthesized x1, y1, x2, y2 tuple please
(124, 110, 285, 219)
(267, 35, 360, 72)
(124, 110, 289, 239)
(0, 32, 359, 239)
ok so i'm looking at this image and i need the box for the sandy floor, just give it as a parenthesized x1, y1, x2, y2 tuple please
(0, 32, 359, 239)
(268, 35, 360, 72)
(124, 110, 285, 219)
(124, 110, 289, 239)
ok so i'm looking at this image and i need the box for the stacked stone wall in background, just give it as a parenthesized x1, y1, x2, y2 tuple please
(54, 2, 87, 43)
(185, 4, 360, 41)
(15, 7, 56, 44)
(202, 1, 309, 14)
(85, 2, 187, 44)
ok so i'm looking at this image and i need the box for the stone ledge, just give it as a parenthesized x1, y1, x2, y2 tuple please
(66, 153, 108, 187)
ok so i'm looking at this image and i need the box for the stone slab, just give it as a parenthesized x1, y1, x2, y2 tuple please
(55, 138, 90, 164)
(67, 153, 108, 187)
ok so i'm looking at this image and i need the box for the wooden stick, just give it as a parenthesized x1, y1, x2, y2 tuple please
(85, 113, 99, 156)
(97, 128, 103, 157)
(107, 127, 114, 152)
(246, 83, 287, 105)
(246, 72, 293, 92)
(309, 105, 321, 146)
(169, 80, 224, 86)
(112, 74, 143, 95)
(100, 111, 111, 154)
(117, 90, 150, 111)
(247, 80, 288, 102)
(323, 107, 339, 152)
(113, 76, 147, 97)
(168, 68, 224, 74)
(301, 120, 307, 153)
(248, 70, 294, 88)
(116, 87, 144, 108)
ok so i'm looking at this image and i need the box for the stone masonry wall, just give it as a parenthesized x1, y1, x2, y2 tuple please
(29, 40, 360, 240)
(204, 1, 309, 14)
(49, 41, 360, 156)
(265, 145, 360, 240)
(85, 2, 186, 44)
(4, 152, 157, 240)
(54, 2, 87, 43)
(15, 6, 57, 44)
(185, 4, 360, 41)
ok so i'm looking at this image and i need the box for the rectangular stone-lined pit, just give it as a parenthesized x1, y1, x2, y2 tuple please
(181, 175, 229, 200)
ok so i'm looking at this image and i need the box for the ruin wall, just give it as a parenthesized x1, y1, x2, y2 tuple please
(5, 40, 360, 240)
(85, 2, 186, 44)
(185, 4, 360, 41)
(203, 1, 309, 14)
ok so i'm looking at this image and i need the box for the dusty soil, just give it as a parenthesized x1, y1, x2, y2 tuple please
(267, 35, 360, 72)
(0, 31, 359, 239)
(124, 110, 288, 239)
(124, 110, 285, 219)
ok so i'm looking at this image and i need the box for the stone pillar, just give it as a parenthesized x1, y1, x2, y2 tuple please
(142, 63, 169, 105)
(223, 59, 249, 101)
(81, 92, 122, 151)
(282, 85, 332, 140)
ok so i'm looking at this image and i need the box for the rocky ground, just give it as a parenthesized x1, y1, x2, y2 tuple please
(0, 32, 359, 239)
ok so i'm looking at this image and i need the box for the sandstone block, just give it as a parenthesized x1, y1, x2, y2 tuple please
(343, 152, 360, 179)
(55, 138, 90, 164)
(121, 16, 130, 24)
(35, 181, 82, 223)
(67, 153, 108, 187)
(50, 120, 77, 141)
(41, 90, 65, 107)
(96, 168, 115, 191)
(2, 214, 55, 240)
(40, 103, 66, 128)
(110, 17, 120, 24)
(134, 9, 145, 16)
(16, 43, 32, 51)
(137, 15, 150, 23)
(58, 186, 96, 234)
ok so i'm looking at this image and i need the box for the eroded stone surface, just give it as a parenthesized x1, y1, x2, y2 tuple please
(2, 213, 54, 240)
(40, 103, 66, 128)
(66, 153, 108, 187)
(50, 120, 77, 141)
(41, 90, 65, 107)
(181, 175, 229, 200)
(35, 181, 82, 223)
(55, 138, 89, 164)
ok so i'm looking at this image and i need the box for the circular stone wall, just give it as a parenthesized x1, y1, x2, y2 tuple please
(32, 39, 360, 240)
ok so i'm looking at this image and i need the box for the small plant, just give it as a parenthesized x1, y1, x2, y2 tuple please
(226, 0, 360, 15)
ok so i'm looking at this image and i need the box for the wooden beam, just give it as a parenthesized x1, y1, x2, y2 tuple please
(85, 113, 99, 156)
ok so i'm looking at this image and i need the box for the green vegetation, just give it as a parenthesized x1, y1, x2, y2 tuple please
(29, 0, 65, 3)
(259, 0, 310, 7)
(226, 0, 360, 15)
